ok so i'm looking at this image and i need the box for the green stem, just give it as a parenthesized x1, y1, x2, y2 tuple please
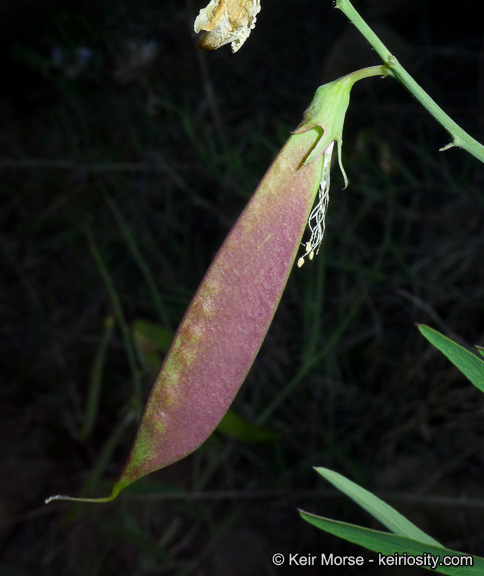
(336, 0, 484, 164)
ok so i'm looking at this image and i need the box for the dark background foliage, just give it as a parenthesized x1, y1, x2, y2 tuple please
(1, 1, 483, 574)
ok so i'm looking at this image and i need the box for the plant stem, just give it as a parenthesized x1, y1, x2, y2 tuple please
(336, 0, 484, 164)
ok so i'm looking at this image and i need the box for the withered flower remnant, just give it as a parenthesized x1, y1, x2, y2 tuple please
(194, 0, 261, 53)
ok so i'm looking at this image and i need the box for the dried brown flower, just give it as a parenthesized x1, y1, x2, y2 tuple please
(194, 0, 261, 53)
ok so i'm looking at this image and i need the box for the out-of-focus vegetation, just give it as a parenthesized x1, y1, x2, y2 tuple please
(1, 1, 483, 574)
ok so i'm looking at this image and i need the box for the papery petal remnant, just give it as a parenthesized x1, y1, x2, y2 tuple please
(194, 0, 261, 53)
(297, 142, 334, 268)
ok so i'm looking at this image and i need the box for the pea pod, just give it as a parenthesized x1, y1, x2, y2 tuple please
(111, 128, 323, 498)
(44, 73, 365, 503)
(45, 128, 322, 504)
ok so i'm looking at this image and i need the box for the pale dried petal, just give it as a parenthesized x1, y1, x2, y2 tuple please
(194, 0, 261, 53)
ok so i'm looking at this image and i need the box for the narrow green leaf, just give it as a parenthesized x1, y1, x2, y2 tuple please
(315, 467, 441, 547)
(418, 325, 484, 393)
(300, 511, 483, 576)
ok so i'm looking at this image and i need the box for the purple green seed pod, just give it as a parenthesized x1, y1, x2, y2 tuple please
(109, 128, 324, 497)
(46, 128, 324, 503)
(45, 73, 367, 503)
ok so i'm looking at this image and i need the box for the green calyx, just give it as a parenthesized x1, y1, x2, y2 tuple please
(294, 66, 387, 188)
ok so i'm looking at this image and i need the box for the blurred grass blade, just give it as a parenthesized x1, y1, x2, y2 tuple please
(104, 192, 172, 329)
(80, 315, 115, 440)
(418, 325, 484, 393)
(299, 511, 483, 575)
(132, 320, 174, 354)
(217, 409, 277, 443)
(314, 467, 441, 547)
(132, 319, 174, 377)
(86, 227, 143, 408)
